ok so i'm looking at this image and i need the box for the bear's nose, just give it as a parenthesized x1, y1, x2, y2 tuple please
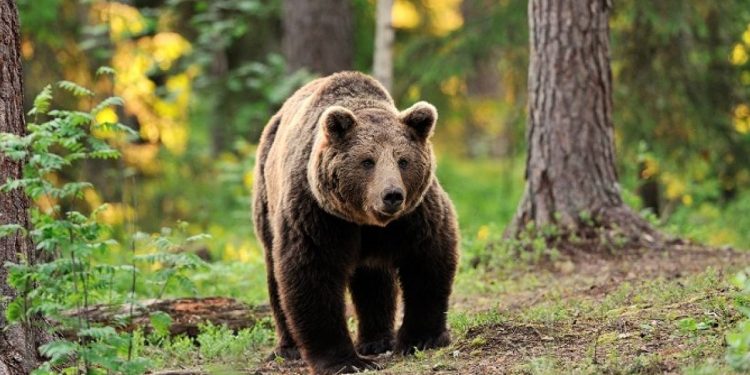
(382, 188, 405, 212)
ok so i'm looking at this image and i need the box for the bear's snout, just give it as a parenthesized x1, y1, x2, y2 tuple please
(381, 187, 405, 213)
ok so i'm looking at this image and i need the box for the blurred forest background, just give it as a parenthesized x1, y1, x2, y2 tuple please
(17, 0, 750, 268)
(4, 0, 750, 373)
(10, 0, 750, 305)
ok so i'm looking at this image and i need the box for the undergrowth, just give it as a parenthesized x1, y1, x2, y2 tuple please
(0, 74, 209, 374)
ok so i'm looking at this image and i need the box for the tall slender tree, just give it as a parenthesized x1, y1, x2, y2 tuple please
(509, 0, 659, 245)
(282, 0, 354, 75)
(0, 1, 50, 373)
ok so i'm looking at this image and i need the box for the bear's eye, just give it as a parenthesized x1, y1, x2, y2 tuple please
(361, 159, 375, 169)
(398, 158, 409, 169)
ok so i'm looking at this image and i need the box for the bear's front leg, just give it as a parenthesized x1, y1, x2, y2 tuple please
(350, 266, 396, 355)
(395, 235, 458, 355)
(275, 225, 379, 375)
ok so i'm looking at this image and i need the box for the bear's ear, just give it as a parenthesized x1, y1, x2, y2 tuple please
(401, 101, 437, 141)
(321, 106, 357, 142)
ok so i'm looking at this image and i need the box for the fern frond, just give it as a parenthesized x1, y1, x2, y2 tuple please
(58, 81, 94, 97)
(29, 85, 53, 116)
(95, 66, 117, 77)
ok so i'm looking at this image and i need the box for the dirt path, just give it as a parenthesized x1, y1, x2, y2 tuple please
(253, 245, 749, 374)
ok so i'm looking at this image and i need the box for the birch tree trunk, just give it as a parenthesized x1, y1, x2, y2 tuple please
(282, 0, 354, 75)
(373, 0, 394, 91)
(509, 0, 660, 246)
(0, 1, 50, 373)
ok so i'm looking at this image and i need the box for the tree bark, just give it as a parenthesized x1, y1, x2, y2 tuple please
(60, 298, 269, 340)
(282, 0, 354, 75)
(0, 1, 50, 373)
(372, 0, 393, 91)
(509, 0, 659, 246)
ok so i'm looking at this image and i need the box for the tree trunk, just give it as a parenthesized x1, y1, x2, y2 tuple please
(209, 47, 229, 155)
(60, 298, 269, 340)
(0, 1, 50, 373)
(282, 0, 354, 75)
(372, 0, 393, 91)
(509, 0, 659, 246)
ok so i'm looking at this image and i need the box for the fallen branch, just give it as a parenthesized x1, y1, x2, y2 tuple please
(60, 297, 270, 340)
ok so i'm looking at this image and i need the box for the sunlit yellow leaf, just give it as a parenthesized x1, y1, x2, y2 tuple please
(96, 107, 119, 125)
(732, 105, 750, 134)
(641, 158, 659, 179)
(141, 122, 161, 143)
(407, 85, 421, 102)
(731, 43, 748, 65)
(151, 33, 192, 70)
(425, 0, 463, 35)
(733, 117, 750, 134)
(123, 144, 161, 175)
(734, 104, 750, 118)
(161, 125, 187, 155)
(97, 203, 135, 226)
(476, 225, 490, 241)
(393, 0, 420, 29)
(83, 188, 102, 210)
(681, 194, 693, 206)
(440, 76, 464, 96)
(99, 3, 146, 41)
(663, 174, 687, 200)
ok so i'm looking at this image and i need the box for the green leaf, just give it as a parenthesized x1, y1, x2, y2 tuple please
(78, 326, 118, 339)
(678, 317, 698, 332)
(38, 340, 78, 364)
(96, 66, 117, 77)
(5, 300, 25, 322)
(0, 224, 27, 238)
(57, 80, 94, 97)
(92, 96, 124, 115)
(149, 311, 173, 337)
(29, 85, 53, 115)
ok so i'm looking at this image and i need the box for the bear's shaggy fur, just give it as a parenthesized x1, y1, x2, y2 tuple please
(252, 71, 459, 375)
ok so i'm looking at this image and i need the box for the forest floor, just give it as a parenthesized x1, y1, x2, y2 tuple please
(251, 245, 746, 375)
(152, 244, 749, 374)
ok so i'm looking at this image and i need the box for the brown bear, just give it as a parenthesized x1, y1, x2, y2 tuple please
(252, 71, 459, 375)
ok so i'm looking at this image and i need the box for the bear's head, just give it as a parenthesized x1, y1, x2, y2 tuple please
(308, 102, 438, 227)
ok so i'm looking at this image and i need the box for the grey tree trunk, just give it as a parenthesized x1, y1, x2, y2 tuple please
(509, 0, 659, 244)
(282, 0, 354, 75)
(372, 0, 393, 91)
(0, 1, 49, 373)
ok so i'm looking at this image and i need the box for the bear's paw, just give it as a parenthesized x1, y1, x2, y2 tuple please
(395, 330, 451, 355)
(313, 355, 382, 375)
(356, 336, 394, 356)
